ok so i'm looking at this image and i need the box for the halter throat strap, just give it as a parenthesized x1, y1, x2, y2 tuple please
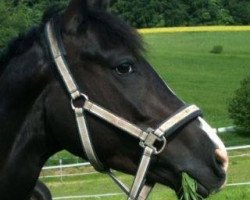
(45, 20, 202, 200)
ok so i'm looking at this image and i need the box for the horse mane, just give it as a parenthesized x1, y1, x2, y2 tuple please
(0, 28, 39, 75)
(0, 4, 143, 76)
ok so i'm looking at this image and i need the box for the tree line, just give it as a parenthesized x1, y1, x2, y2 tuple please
(0, 0, 249, 48)
(112, 0, 250, 28)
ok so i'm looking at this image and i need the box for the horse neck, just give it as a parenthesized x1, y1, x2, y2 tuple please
(0, 34, 62, 199)
(0, 38, 52, 164)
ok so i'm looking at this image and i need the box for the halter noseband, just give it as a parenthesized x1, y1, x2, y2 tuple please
(45, 20, 202, 200)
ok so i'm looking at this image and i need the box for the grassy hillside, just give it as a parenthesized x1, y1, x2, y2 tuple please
(144, 31, 250, 127)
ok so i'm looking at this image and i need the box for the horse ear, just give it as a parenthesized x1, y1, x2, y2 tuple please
(62, 0, 88, 34)
(88, 0, 110, 10)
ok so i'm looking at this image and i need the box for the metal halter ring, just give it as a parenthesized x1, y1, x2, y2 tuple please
(71, 93, 89, 110)
(154, 136, 167, 155)
(140, 132, 167, 155)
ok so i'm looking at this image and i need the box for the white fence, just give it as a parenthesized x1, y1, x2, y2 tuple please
(227, 145, 250, 151)
(43, 162, 90, 170)
(216, 126, 236, 133)
(53, 193, 124, 200)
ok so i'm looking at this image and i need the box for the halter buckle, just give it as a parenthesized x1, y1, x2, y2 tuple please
(140, 129, 167, 155)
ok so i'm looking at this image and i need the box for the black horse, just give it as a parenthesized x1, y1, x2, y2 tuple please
(0, 0, 228, 199)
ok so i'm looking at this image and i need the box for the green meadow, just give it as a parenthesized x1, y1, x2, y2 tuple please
(144, 31, 250, 128)
(41, 30, 250, 199)
(41, 149, 250, 200)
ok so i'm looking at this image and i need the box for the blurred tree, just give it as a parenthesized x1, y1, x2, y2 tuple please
(0, 1, 34, 48)
(229, 77, 250, 135)
(0, 0, 67, 49)
(111, 0, 165, 28)
(223, 0, 250, 25)
(160, 0, 189, 26)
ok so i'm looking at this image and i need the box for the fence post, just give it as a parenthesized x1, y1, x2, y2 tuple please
(60, 159, 63, 182)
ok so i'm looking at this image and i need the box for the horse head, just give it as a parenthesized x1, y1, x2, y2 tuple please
(0, 0, 228, 199)
(43, 0, 228, 198)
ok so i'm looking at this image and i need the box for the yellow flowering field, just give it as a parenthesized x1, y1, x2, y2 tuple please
(139, 26, 250, 34)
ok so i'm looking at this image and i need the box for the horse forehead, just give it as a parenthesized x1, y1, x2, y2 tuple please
(198, 117, 226, 150)
(80, 31, 120, 55)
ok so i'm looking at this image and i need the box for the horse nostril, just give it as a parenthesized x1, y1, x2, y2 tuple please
(215, 149, 229, 172)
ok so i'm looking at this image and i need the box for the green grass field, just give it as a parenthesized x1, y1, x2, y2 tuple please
(41, 149, 250, 200)
(42, 29, 250, 199)
(144, 31, 250, 127)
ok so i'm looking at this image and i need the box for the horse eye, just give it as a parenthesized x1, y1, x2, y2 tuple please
(115, 62, 134, 75)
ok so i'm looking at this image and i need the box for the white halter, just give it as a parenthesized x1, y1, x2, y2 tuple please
(45, 20, 202, 200)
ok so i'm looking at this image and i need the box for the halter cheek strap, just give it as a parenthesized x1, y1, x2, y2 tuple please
(45, 20, 202, 200)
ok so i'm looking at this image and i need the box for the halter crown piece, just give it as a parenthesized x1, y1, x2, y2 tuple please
(45, 20, 202, 200)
